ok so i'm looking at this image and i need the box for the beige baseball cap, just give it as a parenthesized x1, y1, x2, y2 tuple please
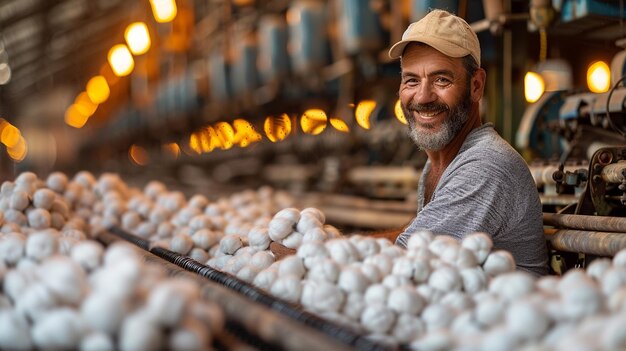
(389, 9, 481, 66)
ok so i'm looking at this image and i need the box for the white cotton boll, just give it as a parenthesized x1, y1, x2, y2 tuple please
(119, 308, 163, 351)
(353, 237, 380, 259)
(156, 221, 174, 238)
(39, 255, 88, 305)
(248, 226, 271, 250)
(150, 239, 170, 250)
(614, 250, 626, 269)
(5, 209, 27, 226)
(168, 318, 210, 351)
(360, 304, 396, 334)
(174, 207, 202, 227)
(46, 172, 68, 193)
(588, 266, 625, 295)
(135, 222, 157, 239)
(219, 234, 243, 255)
(0, 310, 33, 350)
(189, 215, 212, 233)
(121, 211, 141, 230)
(382, 274, 411, 289)
(175, 226, 193, 237)
(147, 279, 199, 327)
(268, 217, 294, 241)
(144, 181, 166, 200)
(51, 199, 70, 219)
(482, 250, 516, 277)
(479, 326, 521, 351)
(188, 194, 209, 210)
(9, 190, 30, 211)
(26, 230, 58, 262)
(306, 258, 340, 283)
(226, 253, 252, 273)
(342, 292, 366, 320)
(600, 314, 626, 350)
(505, 300, 549, 340)
(561, 282, 603, 320)
(297, 241, 329, 268)
(301, 207, 325, 223)
(58, 236, 78, 255)
(609, 287, 626, 312)
(461, 232, 493, 264)
(421, 303, 455, 331)
(489, 272, 536, 301)
(451, 311, 481, 337)
(170, 234, 194, 255)
(474, 295, 506, 328)
(3, 268, 37, 302)
(274, 207, 301, 223)
(74, 171, 97, 189)
(542, 323, 576, 347)
(360, 263, 382, 284)
(32, 308, 84, 350)
(393, 313, 426, 344)
(250, 251, 275, 271)
(428, 265, 462, 292)
(278, 255, 306, 278)
(387, 285, 425, 315)
(282, 231, 304, 249)
(440, 291, 474, 314)
(364, 284, 390, 305)
(392, 256, 414, 279)
(14, 283, 58, 322)
(534, 275, 560, 296)
(0, 233, 26, 265)
(380, 245, 407, 259)
(236, 265, 259, 283)
(80, 332, 115, 351)
(324, 224, 343, 239)
(586, 258, 612, 282)
(0, 222, 20, 235)
(296, 213, 323, 234)
(428, 235, 458, 258)
(411, 258, 432, 284)
(301, 279, 344, 312)
(302, 227, 327, 243)
(326, 238, 359, 265)
(253, 268, 278, 291)
(204, 203, 221, 216)
(32, 188, 55, 210)
(338, 266, 369, 294)
(460, 266, 488, 294)
(406, 230, 435, 251)
(206, 255, 231, 271)
(235, 246, 258, 257)
(189, 248, 209, 263)
(148, 206, 169, 225)
(409, 329, 454, 351)
(270, 275, 302, 303)
(79, 191, 98, 208)
(80, 292, 130, 335)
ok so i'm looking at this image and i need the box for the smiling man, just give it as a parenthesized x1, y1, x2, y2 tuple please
(389, 9, 548, 276)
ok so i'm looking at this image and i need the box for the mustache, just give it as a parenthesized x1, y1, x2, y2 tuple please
(405, 100, 449, 113)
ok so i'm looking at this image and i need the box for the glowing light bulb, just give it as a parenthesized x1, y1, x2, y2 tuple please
(587, 61, 610, 93)
(355, 100, 376, 130)
(524, 71, 545, 103)
(108, 44, 134, 77)
(125, 22, 151, 55)
(394, 99, 408, 125)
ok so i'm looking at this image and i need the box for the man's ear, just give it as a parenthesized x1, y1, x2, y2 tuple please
(471, 68, 486, 102)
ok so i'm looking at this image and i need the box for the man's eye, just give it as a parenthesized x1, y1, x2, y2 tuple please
(404, 78, 418, 85)
(435, 77, 451, 85)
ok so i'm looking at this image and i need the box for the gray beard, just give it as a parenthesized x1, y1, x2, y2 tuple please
(403, 93, 472, 151)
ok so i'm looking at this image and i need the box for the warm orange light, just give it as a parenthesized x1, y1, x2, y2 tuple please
(394, 99, 408, 125)
(233, 119, 262, 147)
(125, 22, 151, 55)
(264, 114, 292, 142)
(214, 122, 235, 150)
(75, 92, 98, 117)
(587, 61, 610, 93)
(7, 135, 27, 162)
(355, 100, 376, 130)
(86, 76, 110, 104)
(524, 71, 545, 103)
(150, 0, 177, 23)
(329, 118, 349, 132)
(64, 105, 89, 128)
(300, 109, 327, 135)
(0, 122, 20, 148)
(199, 127, 214, 152)
(107, 44, 134, 77)
(162, 142, 180, 158)
(189, 132, 202, 154)
(129, 144, 149, 165)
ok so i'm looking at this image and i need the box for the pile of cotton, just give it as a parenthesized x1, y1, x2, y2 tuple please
(0, 240, 224, 351)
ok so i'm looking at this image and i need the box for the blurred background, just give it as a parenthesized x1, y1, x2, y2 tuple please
(1, 0, 625, 229)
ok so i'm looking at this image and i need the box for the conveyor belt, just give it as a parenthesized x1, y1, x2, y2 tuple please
(102, 227, 393, 351)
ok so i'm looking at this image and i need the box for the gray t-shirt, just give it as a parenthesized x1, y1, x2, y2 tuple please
(396, 123, 549, 276)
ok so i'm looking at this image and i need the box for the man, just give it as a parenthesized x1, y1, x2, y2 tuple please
(388, 9, 548, 276)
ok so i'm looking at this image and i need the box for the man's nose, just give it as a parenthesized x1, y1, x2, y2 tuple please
(414, 83, 436, 105)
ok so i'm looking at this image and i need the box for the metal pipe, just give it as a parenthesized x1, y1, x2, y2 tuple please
(544, 213, 626, 232)
(545, 228, 626, 256)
